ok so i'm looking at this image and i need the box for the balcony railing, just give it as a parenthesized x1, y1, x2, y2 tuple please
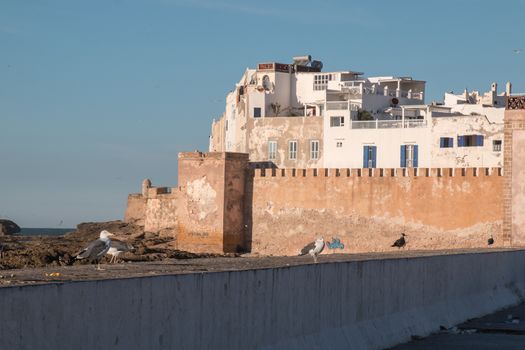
(350, 119, 427, 129)
(337, 82, 424, 100)
(326, 101, 361, 111)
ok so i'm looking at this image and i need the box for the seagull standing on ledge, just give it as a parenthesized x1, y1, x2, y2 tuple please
(107, 240, 134, 264)
(75, 230, 114, 270)
(299, 237, 325, 263)
(392, 233, 407, 249)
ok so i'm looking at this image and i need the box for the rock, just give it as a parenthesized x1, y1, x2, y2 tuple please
(0, 220, 20, 236)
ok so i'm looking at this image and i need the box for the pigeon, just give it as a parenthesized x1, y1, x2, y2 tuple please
(392, 233, 406, 248)
(299, 237, 325, 263)
(106, 240, 135, 264)
(75, 230, 114, 270)
(488, 236, 494, 245)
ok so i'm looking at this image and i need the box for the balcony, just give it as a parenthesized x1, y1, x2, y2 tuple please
(335, 82, 424, 101)
(350, 119, 427, 129)
(326, 101, 361, 111)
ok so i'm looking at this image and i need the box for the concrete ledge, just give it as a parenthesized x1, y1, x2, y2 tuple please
(1, 250, 525, 349)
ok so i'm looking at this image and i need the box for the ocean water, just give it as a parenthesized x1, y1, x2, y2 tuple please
(19, 228, 74, 236)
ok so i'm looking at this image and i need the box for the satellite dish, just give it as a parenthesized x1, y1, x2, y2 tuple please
(262, 75, 271, 91)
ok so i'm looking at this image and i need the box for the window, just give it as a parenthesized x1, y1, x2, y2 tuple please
(458, 135, 484, 147)
(400, 144, 419, 168)
(313, 74, 334, 91)
(268, 141, 277, 160)
(493, 140, 502, 152)
(330, 116, 345, 127)
(439, 137, 454, 148)
(363, 145, 376, 168)
(253, 107, 261, 118)
(289, 140, 297, 160)
(310, 140, 320, 159)
(225, 120, 228, 131)
(336, 141, 343, 148)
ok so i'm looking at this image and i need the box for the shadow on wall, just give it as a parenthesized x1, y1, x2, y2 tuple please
(243, 168, 254, 253)
(243, 161, 276, 253)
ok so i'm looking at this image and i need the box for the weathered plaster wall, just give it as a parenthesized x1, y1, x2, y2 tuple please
(124, 194, 147, 225)
(144, 192, 180, 235)
(511, 130, 525, 244)
(505, 106, 525, 246)
(249, 168, 503, 255)
(175, 152, 226, 253)
(2, 251, 525, 350)
(246, 116, 323, 168)
(431, 115, 503, 168)
(174, 152, 249, 253)
(209, 115, 225, 152)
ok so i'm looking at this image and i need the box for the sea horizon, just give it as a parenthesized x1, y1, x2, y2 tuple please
(19, 228, 75, 236)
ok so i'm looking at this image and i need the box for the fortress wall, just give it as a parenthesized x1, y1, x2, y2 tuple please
(124, 194, 147, 226)
(1, 250, 525, 350)
(144, 192, 180, 234)
(249, 167, 503, 255)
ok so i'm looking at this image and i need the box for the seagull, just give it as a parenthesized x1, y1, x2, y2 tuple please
(391, 233, 407, 249)
(513, 49, 522, 54)
(106, 240, 134, 264)
(299, 237, 325, 263)
(488, 235, 494, 245)
(75, 230, 114, 270)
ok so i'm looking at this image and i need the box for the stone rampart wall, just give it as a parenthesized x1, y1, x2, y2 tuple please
(248, 167, 503, 255)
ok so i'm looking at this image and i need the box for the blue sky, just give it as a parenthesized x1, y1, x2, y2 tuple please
(1, 0, 524, 227)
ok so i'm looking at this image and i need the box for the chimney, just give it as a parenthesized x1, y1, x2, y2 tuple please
(506, 81, 512, 96)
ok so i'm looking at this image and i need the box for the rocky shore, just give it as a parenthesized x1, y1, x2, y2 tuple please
(0, 220, 226, 270)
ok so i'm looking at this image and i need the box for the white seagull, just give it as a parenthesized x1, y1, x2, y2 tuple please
(75, 230, 114, 270)
(106, 240, 134, 264)
(299, 237, 325, 263)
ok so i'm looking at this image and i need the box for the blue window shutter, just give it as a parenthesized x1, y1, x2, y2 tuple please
(477, 135, 484, 146)
(400, 145, 406, 167)
(439, 138, 444, 148)
(363, 146, 369, 168)
(458, 136, 464, 147)
(413, 145, 419, 168)
(371, 146, 377, 168)
(450, 137, 454, 147)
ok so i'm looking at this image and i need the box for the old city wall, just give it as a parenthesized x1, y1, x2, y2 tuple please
(248, 167, 503, 255)
(124, 152, 249, 254)
(504, 100, 525, 246)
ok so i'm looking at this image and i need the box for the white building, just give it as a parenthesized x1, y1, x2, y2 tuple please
(209, 56, 511, 169)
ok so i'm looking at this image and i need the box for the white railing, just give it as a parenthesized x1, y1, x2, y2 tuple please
(336, 82, 424, 100)
(350, 119, 427, 129)
(326, 101, 361, 111)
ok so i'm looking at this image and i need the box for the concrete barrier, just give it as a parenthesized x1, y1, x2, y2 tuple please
(1, 250, 525, 350)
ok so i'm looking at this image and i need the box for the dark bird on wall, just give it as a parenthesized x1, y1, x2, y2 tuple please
(106, 240, 134, 264)
(392, 233, 407, 248)
(488, 235, 494, 246)
(299, 237, 325, 263)
(75, 230, 114, 270)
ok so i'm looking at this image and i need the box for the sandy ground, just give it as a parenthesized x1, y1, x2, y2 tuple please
(0, 247, 516, 288)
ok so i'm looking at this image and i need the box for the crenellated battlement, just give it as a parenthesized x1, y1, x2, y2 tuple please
(252, 167, 503, 178)
(125, 151, 509, 255)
